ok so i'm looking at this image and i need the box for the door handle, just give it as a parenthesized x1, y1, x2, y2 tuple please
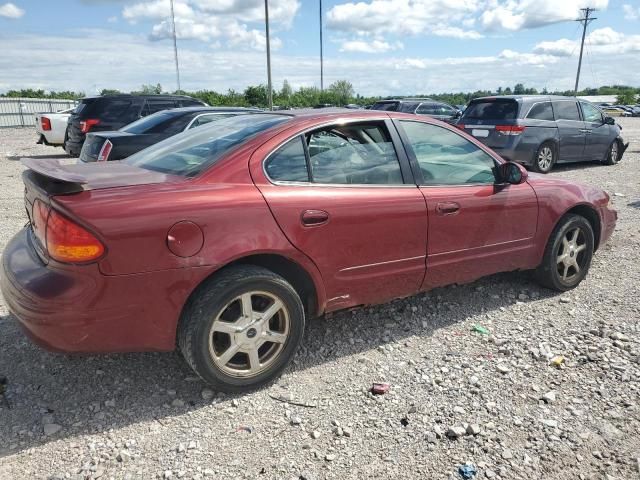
(436, 202, 460, 215)
(301, 209, 329, 226)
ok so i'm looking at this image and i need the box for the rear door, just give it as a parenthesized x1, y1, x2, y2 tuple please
(395, 119, 539, 289)
(551, 99, 586, 161)
(458, 98, 520, 149)
(250, 119, 428, 312)
(580, 101, 611, 161)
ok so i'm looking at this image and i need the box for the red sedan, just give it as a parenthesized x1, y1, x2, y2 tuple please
(1, 110, 616, 392)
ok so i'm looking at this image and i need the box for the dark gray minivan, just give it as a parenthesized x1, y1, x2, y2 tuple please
(457, 95, 628, 173)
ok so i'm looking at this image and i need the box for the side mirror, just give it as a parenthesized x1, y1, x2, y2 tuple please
(454, 110, 462, 119)
(499, 162, 528, 185)
(604, 116, 615, 125)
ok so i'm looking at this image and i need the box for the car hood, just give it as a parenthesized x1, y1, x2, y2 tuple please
(22, 157, 182, 191)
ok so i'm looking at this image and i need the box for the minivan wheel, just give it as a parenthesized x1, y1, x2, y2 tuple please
(534, 214, 594, 291)
(533, 142, 556, 173)
(603, 140, 620, 165)
(178, 265, 305, 393)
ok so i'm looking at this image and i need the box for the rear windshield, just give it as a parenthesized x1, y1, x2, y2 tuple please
(371, 102, 399, 112)
(121, 111, 181, 134)
(462, 100, 519, 120)
(125, 114, 290, 177)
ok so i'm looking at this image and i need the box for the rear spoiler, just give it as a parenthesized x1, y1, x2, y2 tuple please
(22, 158, 85, 195)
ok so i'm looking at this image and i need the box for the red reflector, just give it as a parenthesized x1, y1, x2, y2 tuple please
(496, 125, 526, 135)
(97, 140, 113, 162)
(41, 117, 52, 131)
(46, 209, 105, 263)
(80, 119, 100, 134)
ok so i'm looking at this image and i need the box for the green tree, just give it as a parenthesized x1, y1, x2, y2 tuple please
(513, 83, 525, 95)
(328, 80, 354, 106)
(100, 88, 120, 96)
(243, 85, 268, 107)
(616, 91, 636, 105)
(137, 83, 163, 94)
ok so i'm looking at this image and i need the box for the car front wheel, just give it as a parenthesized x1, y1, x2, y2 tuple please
(178, 265, 305, 392)
(534, 214, 594, 291)
(532, 142, 556, 173)
(603, 140, 620, 165)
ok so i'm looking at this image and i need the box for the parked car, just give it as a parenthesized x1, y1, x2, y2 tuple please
(35, 108, 74, 147)
(79, 107, 261, 163)
(457, 95, 628, 173)
(370, 98, 461, 123)
(64, 94, 206, 157)
(2, 110, 617, 392)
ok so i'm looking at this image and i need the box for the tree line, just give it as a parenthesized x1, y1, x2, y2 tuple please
(2, 82, 639, 107)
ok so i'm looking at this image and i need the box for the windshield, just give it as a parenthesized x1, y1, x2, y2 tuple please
(121, 111, 178, 134)
(125, 114, 290, 177)
(462, 100, 519, 120)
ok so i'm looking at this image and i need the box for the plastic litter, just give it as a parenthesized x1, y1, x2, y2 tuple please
(458, 464, 477, 479)
(550, 355, 565, 367)
(371, 382, 391, 395)
(235, 425, 253, 434)
(471, 324, 490, 335)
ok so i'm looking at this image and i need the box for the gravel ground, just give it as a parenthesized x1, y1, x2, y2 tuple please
(0, 122, 639, 480)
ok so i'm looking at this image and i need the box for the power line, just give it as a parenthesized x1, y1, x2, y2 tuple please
(170, 0, 181, 93)
(574, 7, 597, 94)
(264, 0, 273, 111)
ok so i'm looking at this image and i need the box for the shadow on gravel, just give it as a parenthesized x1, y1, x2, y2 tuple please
(628, 200, 640, 209)
(6, 154, 71, 161)
(547, 161, 607, 173)
(0, 270, 558, 457)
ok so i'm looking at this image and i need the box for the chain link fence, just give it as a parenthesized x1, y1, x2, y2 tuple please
(0, 97, 77, 128)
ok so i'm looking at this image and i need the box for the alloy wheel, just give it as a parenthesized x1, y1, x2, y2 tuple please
(610, 142, 618, 163)
(208, 291, 290, 378)
(538, 146, 553, 170)
(556, 227, 588, 284)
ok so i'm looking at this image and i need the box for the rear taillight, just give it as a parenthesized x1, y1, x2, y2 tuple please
(456, 124, 465, 130)
(97, 140, 113, 162)
(80, 118, 100, 133)
(41, 117, 52, 131)
(495, 125, 526, 135)
(31, 199, 105, 263)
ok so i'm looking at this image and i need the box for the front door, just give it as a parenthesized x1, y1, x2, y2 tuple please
(580, 101, 612, 161)
(251, 119, 428, 311)
(552, 99, 587, 162)
(395, 119, 539, 289)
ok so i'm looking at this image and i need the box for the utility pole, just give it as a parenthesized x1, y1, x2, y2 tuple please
(264, 0, 273, 110)
(319, 0, 324, 92)
(574, 7, 597, 95)
(170, 0, 181, 93)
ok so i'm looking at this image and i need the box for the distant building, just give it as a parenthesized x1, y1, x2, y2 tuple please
(577, 95, 617, 105)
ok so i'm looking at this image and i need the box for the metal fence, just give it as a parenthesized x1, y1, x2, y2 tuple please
(0, 97, 77, 128)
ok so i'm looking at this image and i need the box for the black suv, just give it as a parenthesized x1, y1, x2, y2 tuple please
(370, 98, 461, 123)
(64, 94, 206, 156)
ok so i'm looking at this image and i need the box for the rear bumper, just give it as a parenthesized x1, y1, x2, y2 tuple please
(0, 227, 200, 354)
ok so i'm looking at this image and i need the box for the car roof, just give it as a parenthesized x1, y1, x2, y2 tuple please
(82, 94, 202, 101)
(375, 98, 435, 103)
(471, 95, 580, 103)
(160, 106, 263, 114)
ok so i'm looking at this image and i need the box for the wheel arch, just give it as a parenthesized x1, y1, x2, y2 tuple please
(561, 203, 602, 251)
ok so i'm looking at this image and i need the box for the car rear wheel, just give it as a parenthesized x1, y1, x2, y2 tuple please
(178, 265, 305, 392)
(534, 214, 594, 291)
(603, 140, 620, 165)
(532, 142, 556, 173)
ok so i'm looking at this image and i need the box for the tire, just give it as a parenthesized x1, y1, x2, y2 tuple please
(532, 142, 556, 173)
(603, 139, 620, 165)
(178, 265, 305, 393)
(534, 214, 595, 291)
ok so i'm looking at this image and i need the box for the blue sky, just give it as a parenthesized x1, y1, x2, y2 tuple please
(1, 0, 639, 95)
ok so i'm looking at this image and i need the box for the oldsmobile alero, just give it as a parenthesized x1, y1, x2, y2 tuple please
(0, 110, 617, 391)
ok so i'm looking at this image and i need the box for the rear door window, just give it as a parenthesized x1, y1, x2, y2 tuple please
(264, 136, 309, 182)
(552, 101, 581, 121)
(142, 99, 178, 116)
(463, 100, 518, 120)
(416, 104, 439, 115)
(526, 102, 554, 121)
(371, 102, 399, 112)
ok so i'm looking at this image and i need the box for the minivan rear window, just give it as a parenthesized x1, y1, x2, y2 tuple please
(462, 100, 518, 120)
(371, 102, 399, 112)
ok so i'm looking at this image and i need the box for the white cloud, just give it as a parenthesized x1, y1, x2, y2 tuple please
(481, 0, 609, 31)
(623, 4, 640, 20)
(122, 0, 298, 51)
(107, 15, 118, 23)
(1, 28, 639, 97)
(432, 26, 483, 39)
(340, 39, 403, 53)
(533, 27, 640, 57)
(0, 2, 24, 18)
